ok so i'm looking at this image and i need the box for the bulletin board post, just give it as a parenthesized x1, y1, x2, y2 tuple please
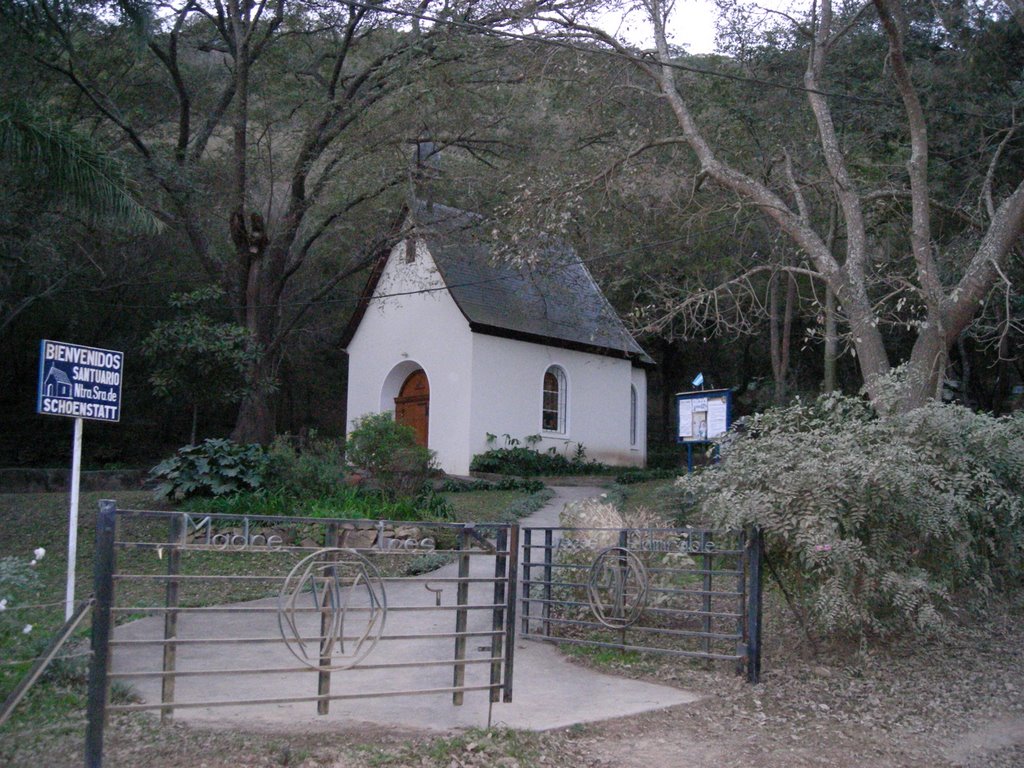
(36, 340, 124, 620)
(675, 388, 732, 473)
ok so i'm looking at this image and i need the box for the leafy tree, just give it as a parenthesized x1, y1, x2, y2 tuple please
(4, 0, 569, 444)
(538, 0, 1024, 412)
(142, 288, 258, 444)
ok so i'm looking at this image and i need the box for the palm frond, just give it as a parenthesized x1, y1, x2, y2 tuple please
(0, 101, 164, 234)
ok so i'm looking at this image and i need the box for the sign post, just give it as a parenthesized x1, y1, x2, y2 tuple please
(37, 340, 124, 620)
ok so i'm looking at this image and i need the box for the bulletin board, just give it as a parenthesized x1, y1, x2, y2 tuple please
(676, 388, 732, 443)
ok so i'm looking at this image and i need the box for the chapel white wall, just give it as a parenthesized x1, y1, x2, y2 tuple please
(345, 240, 475, 475)
(469, 334, 645, 467)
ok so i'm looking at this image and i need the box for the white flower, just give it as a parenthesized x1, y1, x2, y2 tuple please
(33, 547, 46, 561)
(29, 560, 36, 566)
(22, 624, 33, 634)
(0, 598, 7, 611)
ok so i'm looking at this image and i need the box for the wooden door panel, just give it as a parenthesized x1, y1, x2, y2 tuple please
(395, 370, 429, 448)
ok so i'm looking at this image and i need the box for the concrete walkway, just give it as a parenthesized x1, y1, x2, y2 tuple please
(110, 486, 698, 732)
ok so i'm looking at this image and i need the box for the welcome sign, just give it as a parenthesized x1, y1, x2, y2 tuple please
(37, 339, 124, 422)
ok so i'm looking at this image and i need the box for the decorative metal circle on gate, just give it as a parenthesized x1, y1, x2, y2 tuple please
(586, 547, 649, 629)
(278, 548, 387, 670)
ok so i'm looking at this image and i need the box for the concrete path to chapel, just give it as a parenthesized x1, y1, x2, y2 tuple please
(110, 486, 700, 733)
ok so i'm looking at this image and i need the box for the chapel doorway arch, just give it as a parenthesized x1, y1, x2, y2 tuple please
(394, 369, 429, 448)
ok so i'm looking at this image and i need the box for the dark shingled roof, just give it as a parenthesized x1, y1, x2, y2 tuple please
(344, 201, 654, 367)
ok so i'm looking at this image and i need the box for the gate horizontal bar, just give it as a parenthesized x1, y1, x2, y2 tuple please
(115, 541, 511, 558)
(109, 656, 502, 679)
(522, 526, 731, 534)
(113, 574, 507, 584)
(522, 541, 745, 554)
(116, 508, 512, 530)
(523, 614, 742, 641)
(520, 577, 741, 600)
(106, 683, 503, 713)
(523, 634, 742, 661)
(109, 629, 503, 647)
(110, 602, 505, 615)
(520, 596, 741, 621)
(522, 563, 741, 578)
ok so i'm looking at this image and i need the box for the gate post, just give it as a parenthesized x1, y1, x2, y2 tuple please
(489, 528, 508, 703)
(161, 514, 182, 722)
(502, 525, 518, 703)
(745, 527, 764, 684)
(451, 525, 470, 705)
(317, 523, 339, 715)
(85, 499, 117, 768)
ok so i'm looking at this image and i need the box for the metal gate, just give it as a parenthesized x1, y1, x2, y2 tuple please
(519, 525, 762, 681)
(85, 501, 517, 764)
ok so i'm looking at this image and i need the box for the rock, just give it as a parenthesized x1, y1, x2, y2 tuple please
(340, 529, 377, 549)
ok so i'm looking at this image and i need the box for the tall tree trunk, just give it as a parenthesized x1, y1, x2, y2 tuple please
(233, 355, 278, 444)
(823, 285, 838, 393)
(769, 270, 796, 403)
(957, 331, 971, 407)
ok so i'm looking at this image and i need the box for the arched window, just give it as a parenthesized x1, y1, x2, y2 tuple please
(542, 366, 567, 434)
(630, 385, 638, 446)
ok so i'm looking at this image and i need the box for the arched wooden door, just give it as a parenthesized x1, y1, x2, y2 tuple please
(394, 370, 429, 448)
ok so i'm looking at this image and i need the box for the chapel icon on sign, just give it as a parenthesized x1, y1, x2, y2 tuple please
(43, 366, 73, 399)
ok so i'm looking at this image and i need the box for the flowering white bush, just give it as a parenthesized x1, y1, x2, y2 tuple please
(0, 549, 46, 640)
(678, 394, 1024, 639)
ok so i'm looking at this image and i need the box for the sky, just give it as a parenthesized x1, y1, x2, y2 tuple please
(597, 0, 796, 54)
(668, 2, 723, 52)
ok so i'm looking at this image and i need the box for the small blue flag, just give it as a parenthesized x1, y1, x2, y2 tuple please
(692, 372, 704, 387)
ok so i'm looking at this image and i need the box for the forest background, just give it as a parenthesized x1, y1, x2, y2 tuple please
(0, 0, 1021, 469)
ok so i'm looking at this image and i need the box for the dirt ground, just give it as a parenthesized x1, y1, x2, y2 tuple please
(4, 592, 1022, 768)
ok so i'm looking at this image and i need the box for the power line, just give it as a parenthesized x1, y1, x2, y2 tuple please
(72, 230, 707, 312)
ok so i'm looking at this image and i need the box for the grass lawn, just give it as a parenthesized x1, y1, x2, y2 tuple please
(441, 489, 540, 523)
(0, 490, 158, 732)
(613, 477, 683, 521)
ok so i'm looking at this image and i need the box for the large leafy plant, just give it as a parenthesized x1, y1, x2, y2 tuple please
(150, 438, 266, 500)
(679, 394, 1024, 639)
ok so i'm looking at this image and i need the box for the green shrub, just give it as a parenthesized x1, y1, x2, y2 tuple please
(150, 438, 266, 500)
(264, 432, 346, 497)
(440, 476, 546, 493)
(346, 413, 435, 499)
(470, 441, 610, 476)
(679, 394, 1024, 640)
